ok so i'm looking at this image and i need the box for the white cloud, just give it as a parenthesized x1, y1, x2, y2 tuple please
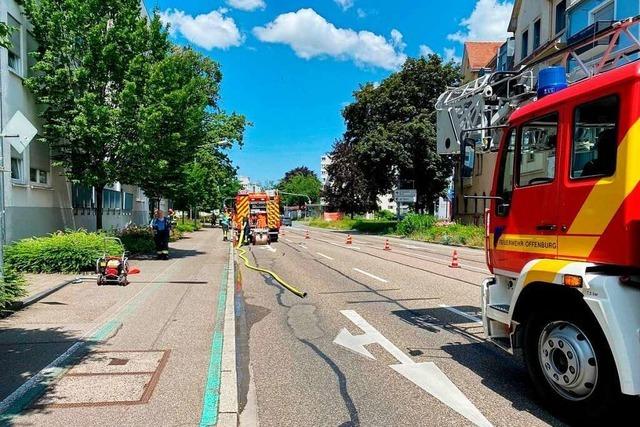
(356, 8, 367, 18)
(226, 0, 266, 12)
(444, 47, 461, 63)
(447, 0, 513, 43)
(419, 44, 434, 57)
(160, 9, 243, 50)
(335, 0, 354, 11)
(253, 8, 407, 70)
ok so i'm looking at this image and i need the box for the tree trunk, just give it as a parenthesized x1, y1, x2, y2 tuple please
(95, 186, 104, 230)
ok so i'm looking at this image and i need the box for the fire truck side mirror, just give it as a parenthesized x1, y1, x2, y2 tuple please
(496, 203, 510, 217)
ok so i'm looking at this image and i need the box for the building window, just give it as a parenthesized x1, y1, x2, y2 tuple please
(521, 29, 529, 60)
(30, 168, 49, 184)
(72, 184, 94, 209)
(518, 113, 558, 187)
(27, 31, 38, 77)
(11, 157, 23, 181)
(571, 95, 618, 179)
(533, 19, 541, 50)
(124, 192, 134, 214)
(591, 0, 614, 24)
(7, 14, 22, 74)
(555, 0, 566, 34)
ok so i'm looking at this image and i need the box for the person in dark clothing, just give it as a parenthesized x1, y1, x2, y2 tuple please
(151, 209, 172, 259)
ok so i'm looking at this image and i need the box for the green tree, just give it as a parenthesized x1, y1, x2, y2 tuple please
(278, 170, 322, 207)
(324, 140, 377, 217)
(23, 0, 158, 229)
(130, 46, 246, 213)
(282, 166, 316, 182)
(341, 55, 459, 212)
(0, 22, 12, 49)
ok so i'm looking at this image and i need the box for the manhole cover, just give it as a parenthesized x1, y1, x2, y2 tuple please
(34, 350, 170, 408)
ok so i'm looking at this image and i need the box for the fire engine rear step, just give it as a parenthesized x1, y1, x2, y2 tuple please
(487, 304, 511, 324)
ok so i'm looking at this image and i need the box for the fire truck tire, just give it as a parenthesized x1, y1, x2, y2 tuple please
(523, 304, 621, 422)
(270, 234, 278, 243)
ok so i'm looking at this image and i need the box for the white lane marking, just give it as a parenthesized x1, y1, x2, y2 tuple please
(284, 238, 293, 243)
(403, 244, 422, 249)
(335, 310, 412, 364)
(353, 268, 388, 283)
(299, 244, 308, 250)
(439, 304, 482, 324)
(335, 310, 492, 427)
(316, 252, 334, 260)
(265, 245, 276, 253)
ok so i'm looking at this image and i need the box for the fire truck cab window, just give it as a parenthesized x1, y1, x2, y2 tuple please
(497, 129, 516, 202)
(517, 113, 558, 187)
(571, 95, 618, 179)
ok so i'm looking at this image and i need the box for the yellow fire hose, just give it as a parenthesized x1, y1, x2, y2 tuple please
(235, 228, 307, 298)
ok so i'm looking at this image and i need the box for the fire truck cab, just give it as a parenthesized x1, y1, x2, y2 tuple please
(482, 61, 640, 416)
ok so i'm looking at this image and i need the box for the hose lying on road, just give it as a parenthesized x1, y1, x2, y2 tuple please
(235, 229, 307, 298)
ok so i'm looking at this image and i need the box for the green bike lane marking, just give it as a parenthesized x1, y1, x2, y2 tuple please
(199, 265, 229, 427)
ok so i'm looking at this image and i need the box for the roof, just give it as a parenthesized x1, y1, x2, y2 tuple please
(464, 41, 503, 70)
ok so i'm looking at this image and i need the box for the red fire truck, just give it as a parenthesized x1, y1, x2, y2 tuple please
(232, 190, 281, 245)
(437, 17, 640, 420)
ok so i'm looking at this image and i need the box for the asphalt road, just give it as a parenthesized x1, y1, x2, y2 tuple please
(237, 225, 567, 427)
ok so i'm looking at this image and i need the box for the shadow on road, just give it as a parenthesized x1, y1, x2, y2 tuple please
(0, 325, 90, 423)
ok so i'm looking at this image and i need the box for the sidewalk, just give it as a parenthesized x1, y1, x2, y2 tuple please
(0, 228, 233, 426)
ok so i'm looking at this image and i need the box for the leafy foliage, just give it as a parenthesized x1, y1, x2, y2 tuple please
(329, 55, 460, 212)
(0, 21, 12, 49)
(0, 267, 27, 310)
(278, 170, 322, 207)
(396, 213, 437, 235)
(5, 231, 124, 273)
(23, 0, 164, 229)
(323, 140, 377, 216)
(115, 226, 155, 255)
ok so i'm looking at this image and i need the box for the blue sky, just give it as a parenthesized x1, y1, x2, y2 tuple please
(145, 0, 513, 183)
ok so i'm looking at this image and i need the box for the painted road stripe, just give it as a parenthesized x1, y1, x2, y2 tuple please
(284, 238, 293, 243)
(316, 252, 334, 260)
(439, 304, 482, 324)
(353, 268, 388, 283)
(199, 245, 233, 427)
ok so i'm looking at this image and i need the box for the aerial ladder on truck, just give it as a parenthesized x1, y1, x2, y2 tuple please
(436, 16, 640, 422)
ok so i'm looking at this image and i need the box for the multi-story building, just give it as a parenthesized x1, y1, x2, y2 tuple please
(320, 154, 332, 187)
(461, 41, 503, 82)
(1, 0, 156, 242)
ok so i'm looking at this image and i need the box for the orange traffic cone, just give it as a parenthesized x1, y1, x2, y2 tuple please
(450, 250, 460, 268)
(280, 228, 285, 236)
(305, 230, 310, 239)
(383, 239, 391, 251)
(346, 235, 353, 245)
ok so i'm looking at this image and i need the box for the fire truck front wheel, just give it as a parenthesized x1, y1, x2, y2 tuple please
(523, 305, 621, 421)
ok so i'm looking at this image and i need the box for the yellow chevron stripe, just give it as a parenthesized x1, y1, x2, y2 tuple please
(569, 119, 640, 238)
(522, 259, 573, 287)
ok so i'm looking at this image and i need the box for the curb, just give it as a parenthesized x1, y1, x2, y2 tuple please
(217, 244, 239, 426)
(10, 277, 83, 311)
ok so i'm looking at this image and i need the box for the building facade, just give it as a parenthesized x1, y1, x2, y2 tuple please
(1, 0, 155, 242)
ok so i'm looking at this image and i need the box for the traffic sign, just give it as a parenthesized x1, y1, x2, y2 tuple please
(393, 189, 417, 203)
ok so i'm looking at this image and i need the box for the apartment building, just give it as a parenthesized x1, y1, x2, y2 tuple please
(1, 0, 155, 242)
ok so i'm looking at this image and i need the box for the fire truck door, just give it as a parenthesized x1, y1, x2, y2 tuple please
(491, 114, 560, 272)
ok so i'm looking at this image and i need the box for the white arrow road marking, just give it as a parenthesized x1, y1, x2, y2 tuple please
(390, 362, 493, 427)
(260, 245, 277, 253)
(316, 252, 334, 260)
(334, 310, 492, 427)
(335, 310, 412, 364)
(439, 304, 482, 324)
(353, 268, 388, 283)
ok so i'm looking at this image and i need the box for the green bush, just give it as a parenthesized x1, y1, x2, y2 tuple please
(396, 214, 437, 235)
(5, 230, 124, 273)
(115, 226, 155, 255)
(175, 220, 200, 233)
(375, 210, 396, 220)
(353, 220, 397, 234)
(0, 266, 26, 310)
